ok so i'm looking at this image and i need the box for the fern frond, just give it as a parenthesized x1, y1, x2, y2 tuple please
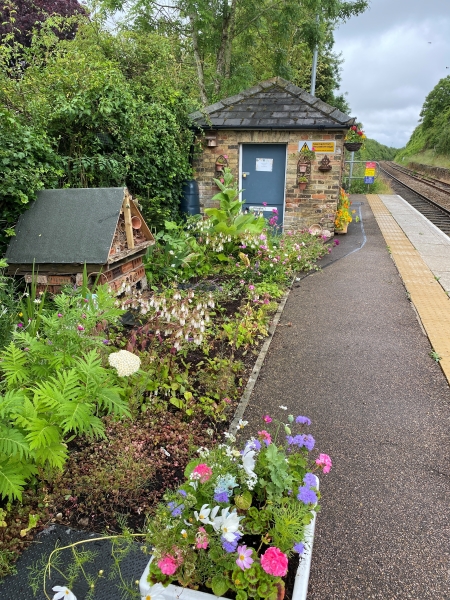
(0, 460, 28, 501)
(11, 396, 37, 428)
(33, 369, 80, 412)
(96, 388, 131, 418)
(57, 400, 95, 435)
(0, 343, 29, 387)
(33, 442, 68, 469)
(0, 425, 30, 460)
(0, 390, 26, 418)
(25, 419, 61, 450)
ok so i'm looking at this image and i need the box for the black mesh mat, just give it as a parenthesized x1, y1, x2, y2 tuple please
(0, 525, 149, 600)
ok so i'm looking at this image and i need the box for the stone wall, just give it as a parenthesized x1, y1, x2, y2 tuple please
(192, 129, 345, 231)
(408, 161, 450, 184)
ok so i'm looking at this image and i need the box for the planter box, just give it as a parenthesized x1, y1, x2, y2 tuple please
(139, 477, 319, 600)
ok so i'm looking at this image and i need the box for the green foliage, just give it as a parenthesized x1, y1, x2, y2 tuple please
(0, 286, 130, 501)
(0, 108, 62, 253)
(205, 169, 265, 237)
(397, 76, 450, 162)
(0, 18, 194, 240)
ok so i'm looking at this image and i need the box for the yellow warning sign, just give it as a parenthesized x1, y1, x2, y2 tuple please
(364, 168, 375, 176)
(298, 141, 336, 153)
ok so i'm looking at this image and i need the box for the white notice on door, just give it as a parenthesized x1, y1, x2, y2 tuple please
(255, 158, 273, 172)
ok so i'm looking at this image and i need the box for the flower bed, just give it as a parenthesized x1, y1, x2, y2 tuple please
(0, 169, 335, 590)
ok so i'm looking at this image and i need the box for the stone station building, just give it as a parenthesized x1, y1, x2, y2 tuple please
(189, 77, 356, 231)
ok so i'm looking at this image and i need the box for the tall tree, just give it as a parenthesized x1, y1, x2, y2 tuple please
(98, 0, 368, 104)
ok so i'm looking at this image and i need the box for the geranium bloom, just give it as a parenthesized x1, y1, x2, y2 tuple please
(260, 547, 288, 577)
(192, 463, 213, 483)
(158, 554, 179, 575)
(52, 587, 77, 600)
(236, 545, 254, 570)
(316, 453, 332, 473)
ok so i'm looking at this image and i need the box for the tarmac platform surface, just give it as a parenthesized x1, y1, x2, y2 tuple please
(243, 194, 450, 599)
(1, 194, 449, 599)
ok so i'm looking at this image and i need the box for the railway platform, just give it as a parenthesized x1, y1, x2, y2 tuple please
(1, 194, 449, 600)
(242, 193, 450, 599)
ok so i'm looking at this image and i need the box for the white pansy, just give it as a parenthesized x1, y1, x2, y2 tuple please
(237, 419, 248, 429)
(52, 586, 77, 600)
(108, 350, 141, 377)
(212, 507, 243, 541)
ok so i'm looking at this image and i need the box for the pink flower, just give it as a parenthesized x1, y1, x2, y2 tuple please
(77, 325, 84, 331)
(262, 202, 267, 206)
(258, 430, 272, 445)
(158, 554, 178, 575)
(196, 526, 209, 549)
(263, 415, 272, 423)
(315, 453, 332, 473)
(220, 178, 224, 183)
(260, 547, 288, 577)
(57, 313, 63, 318)
(236, 545, 254, 570)
(248, 285, 255, 291)
(192, 463, 213, 483)
(223, 397, 231, 404)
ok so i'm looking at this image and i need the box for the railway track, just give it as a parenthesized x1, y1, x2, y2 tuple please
(379, 162, 450, 236)
(384, 161, 450, 194)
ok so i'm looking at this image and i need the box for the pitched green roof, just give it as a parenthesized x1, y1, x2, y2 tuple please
(6, 188, 126, 265)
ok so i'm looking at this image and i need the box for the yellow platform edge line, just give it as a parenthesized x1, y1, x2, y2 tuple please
(366, 194, 450, 385)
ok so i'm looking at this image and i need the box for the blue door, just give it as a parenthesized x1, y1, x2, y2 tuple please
(241, 144, 286, 227)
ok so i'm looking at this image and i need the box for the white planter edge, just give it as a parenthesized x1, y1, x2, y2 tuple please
(139, 475, 319, 600)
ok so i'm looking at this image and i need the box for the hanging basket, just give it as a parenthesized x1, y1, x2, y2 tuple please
(344, 142, 362, 152)
(298, 182, 308, 190)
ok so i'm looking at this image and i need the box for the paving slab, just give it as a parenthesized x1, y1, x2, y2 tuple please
(242, 196, 450, 599)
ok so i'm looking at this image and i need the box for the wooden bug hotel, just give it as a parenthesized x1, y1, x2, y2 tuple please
(5, 187, 154, 294)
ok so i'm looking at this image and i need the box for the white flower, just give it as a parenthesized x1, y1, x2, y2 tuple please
(212, 507, 243, 541)
(108, 350, 141, 376)
(33, 298, 41, 304)
(242, 448, 256, 478)
(223, 432, 236, 443)
(197, 446, 210, 457)
(171, 263, 176, 267)
(52, 587, 77, 600)
(181, 529, 188, 539)
(279, 405, 288, 410)
(194, 504, 219, 524)
(237, 419, 248, 429)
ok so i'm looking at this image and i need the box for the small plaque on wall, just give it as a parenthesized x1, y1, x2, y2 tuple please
(256, 158, 273, 172)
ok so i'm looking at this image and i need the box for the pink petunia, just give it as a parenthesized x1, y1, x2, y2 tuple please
(236, 545, 254, 570)
(315, 453, 332, 473)
(158, 554, 178, 575)
(192, 463, 213, 483)
(260, 547, 288, 577)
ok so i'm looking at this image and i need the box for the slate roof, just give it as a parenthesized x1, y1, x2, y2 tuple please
(6, 188, 126, 265)
(189, 77, 355, 130)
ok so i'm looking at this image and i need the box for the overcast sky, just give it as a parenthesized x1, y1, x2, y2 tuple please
(334, 0, 450, 149)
